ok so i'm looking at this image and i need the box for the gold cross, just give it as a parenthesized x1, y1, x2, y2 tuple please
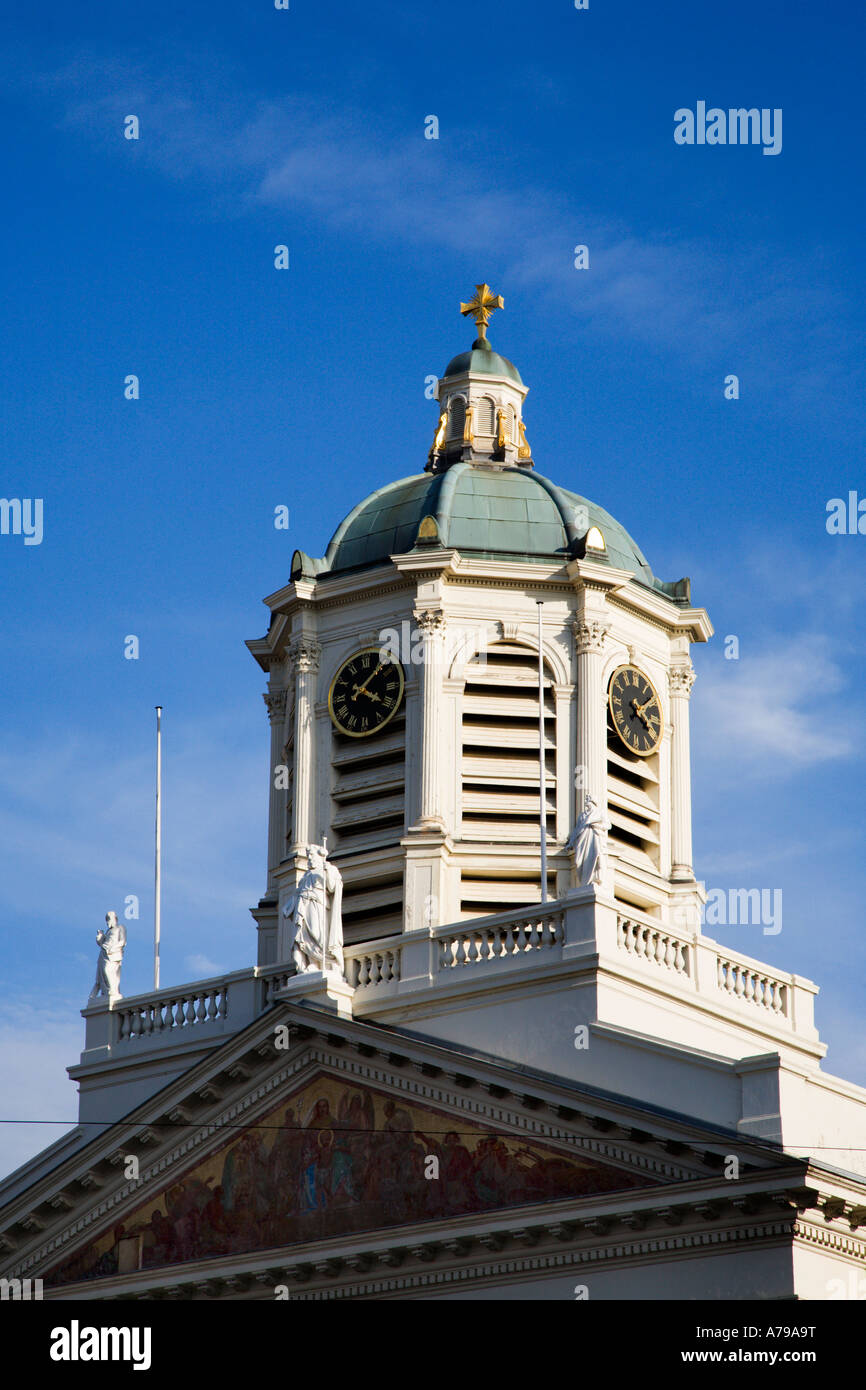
(460, 283, 504, 341)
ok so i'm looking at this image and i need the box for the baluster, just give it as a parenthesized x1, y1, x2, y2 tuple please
(195, 994, 207, 1023)
(206, 991, 217, 1021)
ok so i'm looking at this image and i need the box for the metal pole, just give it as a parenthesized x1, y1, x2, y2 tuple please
(537, 601, 548, 903)
(154, 705, 162, 990)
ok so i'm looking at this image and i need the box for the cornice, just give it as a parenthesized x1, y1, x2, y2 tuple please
(8, 1001, 855, 1292)
(43, 1189, 821, 1302)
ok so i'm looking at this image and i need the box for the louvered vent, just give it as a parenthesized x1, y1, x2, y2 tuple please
(606, 723, 660, 874)
(460, 642, 556, 916)
(475, 396, 496, 434)
(331, 716, 406, 853)
(341, 872, 404, 944)
(330, 714, 406, 942)
(448, 396, 466, 439)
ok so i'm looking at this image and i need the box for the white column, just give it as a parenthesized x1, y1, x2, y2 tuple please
(669, 663, 696, 880)
(573, 613, 609, 815)
(263, 685, 288, 890)
(410, 607, 446, 831)
(290, 636, 321, 850)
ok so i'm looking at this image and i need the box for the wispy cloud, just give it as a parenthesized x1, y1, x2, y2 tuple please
(7, 44, 856, 401)
(694, 633, 854, 771)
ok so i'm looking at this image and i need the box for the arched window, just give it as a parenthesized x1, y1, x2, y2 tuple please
(448, 396, 466, 439)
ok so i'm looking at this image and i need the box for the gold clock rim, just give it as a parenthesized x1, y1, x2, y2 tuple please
(607, 663, 664, 758)
(327, 647, 406, 739)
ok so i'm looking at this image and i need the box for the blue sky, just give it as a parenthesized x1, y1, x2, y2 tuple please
(1, 0, 864, 1176)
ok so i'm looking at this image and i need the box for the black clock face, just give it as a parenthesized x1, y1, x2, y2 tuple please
(328, 648, 405, 738)
(608, 665, 663, 757)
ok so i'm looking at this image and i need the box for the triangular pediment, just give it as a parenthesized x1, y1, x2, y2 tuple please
(0, 1002, 816, 1298)
(45, 1067, 652, 1288)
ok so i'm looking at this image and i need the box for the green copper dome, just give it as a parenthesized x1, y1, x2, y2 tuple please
(293, 464, 667, 593)
(442, 340, 524, 385)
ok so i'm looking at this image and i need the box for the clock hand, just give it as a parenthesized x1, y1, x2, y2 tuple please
(351, 681, 382, 704)
(354, 663, 384, 699)
(631, 698, 652, 728)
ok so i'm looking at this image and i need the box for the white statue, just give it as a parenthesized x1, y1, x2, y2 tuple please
(281, 841, 344, 977)
(566, 795, 610, 888)
(89, 910, 127, 1002)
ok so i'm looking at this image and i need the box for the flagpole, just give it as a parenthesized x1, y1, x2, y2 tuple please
(154, 705, 162, 990)
(537, 601, 548, 904)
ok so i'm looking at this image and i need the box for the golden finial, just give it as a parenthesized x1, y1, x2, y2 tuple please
(460, 283, 504, 342)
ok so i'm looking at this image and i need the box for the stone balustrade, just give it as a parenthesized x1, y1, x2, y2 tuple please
(616, 916, 691, 978)
(436, 910, 563, 968)
(715, 956, 788, 1016)
(115, 984, 229, 1040)
(78, 896, 817, 1082)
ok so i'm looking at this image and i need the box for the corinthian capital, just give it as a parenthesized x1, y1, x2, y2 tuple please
(263, 688, 288, 721)
(289, 636, 321, 674)
(414, 608, 445, 638)
(573, 618, 609, 655)
(668, 664, 697, 697)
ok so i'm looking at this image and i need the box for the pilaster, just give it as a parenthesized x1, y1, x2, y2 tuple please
(668, 662, 696, 880)
(408, 607, 447, 833)
(289, 635, 321, 852)
(572, 607, 610, 817)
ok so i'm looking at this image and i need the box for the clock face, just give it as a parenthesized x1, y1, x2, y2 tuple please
(608, 665, 663, 757)
(328, 648, 405, 738)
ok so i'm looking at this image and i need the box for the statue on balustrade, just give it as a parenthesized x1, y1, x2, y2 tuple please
(88, 910, 127, 1002)
(281, 840, 345, 977)
(566, 795, 610, 890)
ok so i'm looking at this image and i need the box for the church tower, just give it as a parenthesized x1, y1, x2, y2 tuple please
(5, 286, 866, 1308)
(248, 286, 712, 968)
